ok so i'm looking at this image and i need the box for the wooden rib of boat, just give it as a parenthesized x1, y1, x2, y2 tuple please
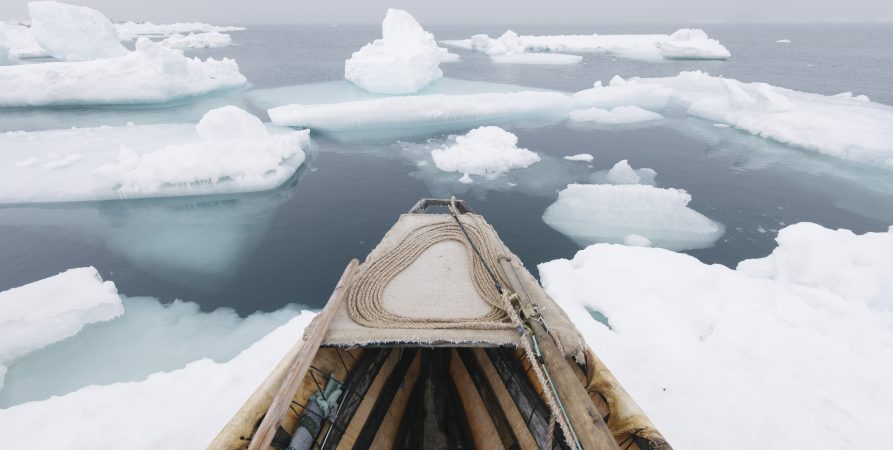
(210, 198, 670, 450)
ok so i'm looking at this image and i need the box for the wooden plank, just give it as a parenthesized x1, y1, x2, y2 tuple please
(369, 352, 422, 450)
(450, 349, 504, 450)
(351, 349, 419, 449)
(469, 348, 539, 450)
(248, 259, 359, 450)
(331, 349, 397, 450)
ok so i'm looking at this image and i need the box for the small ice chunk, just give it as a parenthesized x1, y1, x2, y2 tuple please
(430, 126, 540, 182)
(623, 234, 651, 246)
(564, 153, 594, 162)
(606, 160, 641, 184)
(569, 105, 663, 125)
(776, 39, 791, 43)
(161, 31, 232, 49)
(344, 9, 450, 94)
(28, 1, 128, 61)
(490, 53, 582, 65)
(657, 28, 731, 60)
(542, 183, 724, 250)
(0, 268, 122, 368)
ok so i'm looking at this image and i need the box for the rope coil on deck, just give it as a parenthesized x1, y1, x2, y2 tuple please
(345, 213, 516, 330)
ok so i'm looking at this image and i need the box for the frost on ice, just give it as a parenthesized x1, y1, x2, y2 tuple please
(542, 183, 724, 250)
(538, 223, 893, 449)
(574, 72, 893, 170)
(430, 126, 540, 183)
(28, 1, 128, 61)
(344, 9, 454, 94)
(0, 106, 310, 203)
(442, 28, 730, 61)
(0, 267, 122, 387)
(0, 38, 246, 107)
(161, 31, 232, 49)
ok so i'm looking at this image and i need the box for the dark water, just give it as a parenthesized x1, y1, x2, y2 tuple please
(1, 24, 892, 315)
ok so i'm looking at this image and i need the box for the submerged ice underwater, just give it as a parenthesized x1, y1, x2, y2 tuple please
(1, 2, 893, 449)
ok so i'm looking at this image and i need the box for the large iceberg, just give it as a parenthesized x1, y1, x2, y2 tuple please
(0, 38, 246, 107)
(573, 72, 893, 170)
(28, 1, 128, 61)
(344, 9, 452, 94)
(442, 28, 730, 61)
(0, 106, 309, 203)
(0, 267, 122, 387)
(538, 223, 893, 449)
(542, 183, 724, 250)
(161, 31, 232, 49)
(430, 126, 541, 183)
(0, 310, 316, 449)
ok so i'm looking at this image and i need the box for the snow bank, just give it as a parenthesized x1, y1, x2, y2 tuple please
(542, 183, 724, 250)
(430, 126, 540, 183)
(344, 9, 451, 94)
(115, 21, 244, 40)
(0, 267, 122, 386)
(442, 28, 730, 61)
(738, 222, 893, 309)
(28, 1, 128, 61)
(575, 72, 893, 170)
(268, 90, 573, 135)
(161, 31, 232, 49)
(0, 310, 316, 450)
(0, 106, 309, 203)
(0, 38, 246, 106)
(569, 105, 663, 124)
(657, 28, 731, 60)
(564, 153, 593, 162)
(538, 223, 893, 449)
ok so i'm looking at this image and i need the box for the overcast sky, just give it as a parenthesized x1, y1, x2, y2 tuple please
(3, 0, 892, 25)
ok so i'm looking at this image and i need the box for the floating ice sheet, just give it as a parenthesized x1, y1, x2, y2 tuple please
(0, 107, 309, 203)
(161, 31, 232, 49)
(569, 105, 663, 125)
(538, 223, 893, 449)
(115, 21, 244, 40)
(542, 183, 724, 250)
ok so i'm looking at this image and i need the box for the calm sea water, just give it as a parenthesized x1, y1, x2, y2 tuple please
(1, 23, 892, 314)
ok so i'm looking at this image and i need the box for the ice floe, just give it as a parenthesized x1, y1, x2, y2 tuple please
(28, 1, 127, 61)
(542, 183, 724, 250)
(574, 72, 893, 170)
(115, 21, 244, 40)
(569, 105, 663, 125)
(161, 31, 232, 49)
(0, 267, 121, 387)
(442, 28, 730, 61)
(0, 310, 316, 449)
(538, 223, 893, 448)
(430, 126, 540, 183)
(0, 106, 309, 203)
(564, 153, 594, 162)
(490, 52, 582, 65)
(344, 9, 453, 94)
(0, 38, 246, 107)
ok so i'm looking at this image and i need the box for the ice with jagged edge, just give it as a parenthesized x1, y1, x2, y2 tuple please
(573, 72, 893, 170)
(430, 126, 541, 183)
(0, 267, 122, 388)
(0, 106, 309, 203)
(0, 38, 246, 107)
(28, 1, 128, 61)
(589, 159, 657, 185)
(162, 31, 232, 49)
(115, 21, 244, 40)
(257, 78, 572, 140)
(442, 28, 730, 61)
(538, 223, 893, 448)
(542, 183, 724, 250)
(344, 9, 455, 94)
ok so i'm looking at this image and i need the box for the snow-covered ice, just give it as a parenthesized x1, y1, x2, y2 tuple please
(0, 38, 246, 107)
(573, 72, 893, 169)
(597, 159, 656, 185)
(0, 27, 14, 65)
(0, 310, 316, 449)
(161, 31, 232, 49)
(564, 153, 594, 162)
(344, 9, 452, 94)
(0, 24, 49, 58)
(490, 52, 582, 65)
(0, 106, 309, 203)
(28, 1, 128, 61)
(430, 126, 540, 183)
(0, 267, 122, 387)
(542, 183, 724, 250)
(569, 105, 663, 125)
(442, 28, 730, 61)
(538, 223, 893, 449)
(657, 28, 731, 60)
(115, 21, 244, 40)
